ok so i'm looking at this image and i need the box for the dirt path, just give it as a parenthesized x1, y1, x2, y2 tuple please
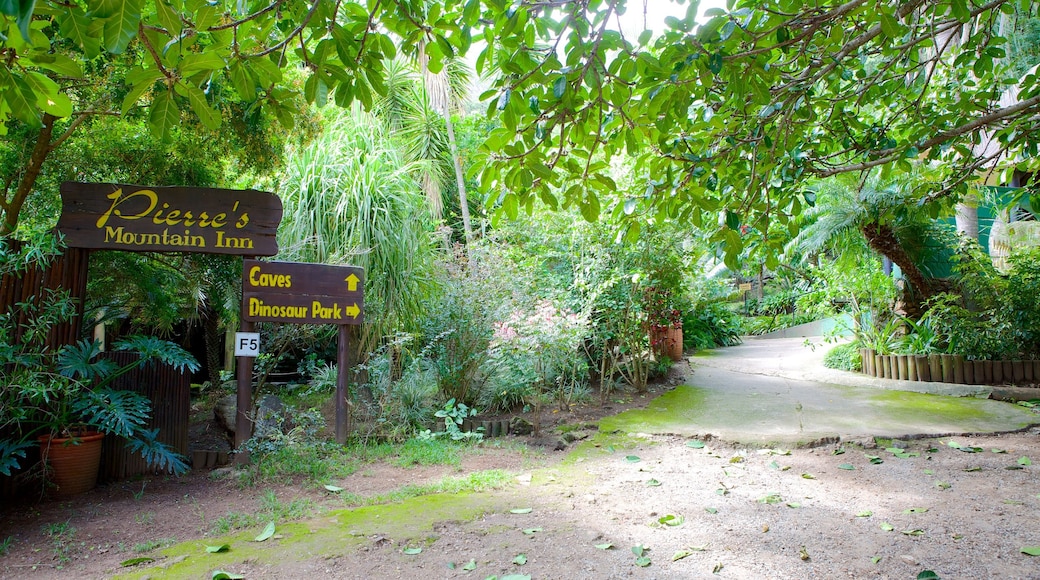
(4, 427, 1040, 579)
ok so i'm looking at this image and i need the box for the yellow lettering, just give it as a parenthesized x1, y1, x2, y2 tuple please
(95, 188, 158, 228)
(181, 210, 195, 227)
(236, 213, 250, 229)
(248, 265, 292, 288)
(211, 213, 227, 228)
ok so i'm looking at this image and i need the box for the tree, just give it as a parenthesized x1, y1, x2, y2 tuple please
(4, 0, 1038, 251)
(476, 0, 1040, 262)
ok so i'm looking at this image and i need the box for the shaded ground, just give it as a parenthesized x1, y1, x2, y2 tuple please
(2, 349, 1040, 579)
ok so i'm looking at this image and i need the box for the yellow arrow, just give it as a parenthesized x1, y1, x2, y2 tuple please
(345, 273, 360, 292)
(345, 303, 361, 319)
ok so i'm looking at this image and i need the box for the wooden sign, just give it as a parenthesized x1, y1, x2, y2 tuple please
(56, 182, 282, 255)
(738, 283, 753, 292)
(242, 260, 364, 325)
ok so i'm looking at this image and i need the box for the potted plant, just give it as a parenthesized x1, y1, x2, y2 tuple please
(2, 336, 197, 495)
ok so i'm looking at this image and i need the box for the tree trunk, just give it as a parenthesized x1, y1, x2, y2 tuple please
(861, 221, 932, 318)
(2, 114, 57, 235)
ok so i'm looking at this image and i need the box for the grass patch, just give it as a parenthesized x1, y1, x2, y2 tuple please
(240, 444, 361, 487)
(212, 490, 317, 534)
(342, 469, 513, 507)
(393, 437, 467, 467)
(132, 538, 176, 553)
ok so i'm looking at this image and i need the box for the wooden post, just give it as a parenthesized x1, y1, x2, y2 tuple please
(234, 318, 255, 464)
(336, 324, 352, 444)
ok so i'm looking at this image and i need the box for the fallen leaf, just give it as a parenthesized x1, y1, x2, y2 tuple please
(902, 529, 925, 536)
(205, 544, 230, 553)
(903, 507, 929, 514)
(631, 545, 648, 557)
(991, 448, 1007, 454)
(867, 455, 884, 464)
(964, 466, 983, 472)
(705, 507, 718, 514)
(594, 543, 613, 550)
(1006, 465, 1025, 470)
(856, 510, 873, 517)
(255, 521, 275, 542)
(1018, 456, 1032, 466)
(880, 522, 895, 532)
(510, 508, 533, 514)
(658, 514, 684, 526)
(625, 455, 640, 463)
(799, 546, 810, 561)
(1021, 546, 1040, 556)
(402, 547, 422, 555)
(786, 502, 801, 508)
(767, 461, 780, 470)
(832, 447, 846, 455)
(522, 527, 542, 535)
(513, 553, 527, 565)
(838, 464, 856, 470)
(646, 479, 662, 487)
(923, 469, 935, 475)
(687, 440, 706, 449)
(323, 484, 344, 492)
(120, 557, 155, 567)
(917, 571, 940, 580)
(801, 473, 816, 480)
(713, 562, 724, 573)
(872, 556, 882, 564)
(462, 559, 476, 571)
(758, 493, 783, 504)
(635, 556, 651, 567)
(211, 571, 245, 580)
(762, 524, 769, 533)
(936, 481, 951, 490)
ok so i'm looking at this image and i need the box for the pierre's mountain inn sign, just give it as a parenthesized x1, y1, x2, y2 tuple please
(56, 182, 282, 255)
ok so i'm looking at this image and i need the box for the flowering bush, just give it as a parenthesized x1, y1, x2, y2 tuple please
(483, 300, 590, 412)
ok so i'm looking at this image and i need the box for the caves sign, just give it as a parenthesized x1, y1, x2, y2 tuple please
(56, 182, 282, 255)
(242, 259, 364, 325)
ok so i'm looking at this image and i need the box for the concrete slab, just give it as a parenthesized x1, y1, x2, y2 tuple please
(600, 337, 1039, 447)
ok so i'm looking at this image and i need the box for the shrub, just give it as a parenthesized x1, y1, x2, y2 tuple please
(682, 302, 743, 350)
(823, 342, 862, 371)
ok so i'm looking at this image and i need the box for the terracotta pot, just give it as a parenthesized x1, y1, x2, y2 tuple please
(914, 355, 930, 381)
(650, 326, 683, 362)
(38, 431, 104, 497)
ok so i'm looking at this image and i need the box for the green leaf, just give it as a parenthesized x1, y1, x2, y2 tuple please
(855, 510, 873, 517)
(324, 484, 344, 492)
(94, 0, 143, 54)
(512, 553, 527, 565)
(553, 76, 567, 99)
(902, 529, 925, 536)
(462, 559, 476, 570)
(631, 545, 646, 557)
(120, 557, 155, 566)
(509, 508, 532, 514)
(181, 83, 221, 130)
(705, 507, 718, 514)
(402, 547, 422, 555)
(205, 544, 230, 553)
(1021, 546, 1040, 556)
(58, 10, 102, 57)
(917, 571, 940, 580)
(148, 90, 179, 142)
(903, 507, 928, 514)
(522, 528, 542, 535)
(646, 479, 661, 487)
(801, 473, 815, 479)
(625, 455, 640, 463)
(211, 571, 245, 580)
(838, 464, 855, 470)
(254, 521, 275, 542)
(658, 514, 684, 526)
(686, 440, 706, 449)
(634, 556, 651, 567)
(880, 522, 895, 532)
(707, 52, 723, 74)
(594, 543, 613, 550)
(1018, 456, 1031, 466)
